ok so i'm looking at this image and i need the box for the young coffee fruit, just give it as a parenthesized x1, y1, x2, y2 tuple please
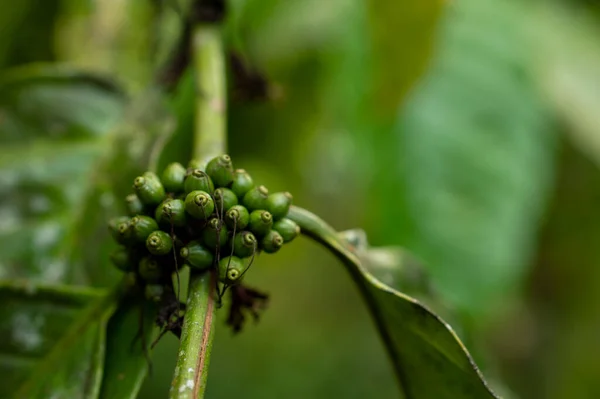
(206, 154, 234, 187)
(139, 256, 163, 282)
(249, 210, 273, 236)
(213, 187, 238, 214)
(225, 205, 250, 230)
(202, 218, 229, 249)
(125, 194, 143, 216)
(133, 172, 165, 206)
(145, 284, 164, 303)
(146, 230, 173, 255)
(231, 169, 254, 198)
(108, 216, 131, 244)
(272, 218, 300, 243)
(110, 247, 135, 272)
(242, 185, 269, 212)
(266, 192, 292, 220)
(185, 190, 215, 220)
(232, 231, 257, 258)
(184, 169, 214, 194)
(130, 215, 159, 243)
(261, 230, 284, 254)
(180, 240, 214, 271)
(155, 199, 187, 227)
(218, 256, 247, 284)
(161, 162, 187, 193)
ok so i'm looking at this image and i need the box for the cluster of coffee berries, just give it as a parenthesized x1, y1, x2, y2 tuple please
(108, 154, 300, 303)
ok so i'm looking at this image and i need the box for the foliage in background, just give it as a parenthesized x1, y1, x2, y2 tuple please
(2, 0, 600, 398)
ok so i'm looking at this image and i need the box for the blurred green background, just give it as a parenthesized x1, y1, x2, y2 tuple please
(2, 0, 600, 398)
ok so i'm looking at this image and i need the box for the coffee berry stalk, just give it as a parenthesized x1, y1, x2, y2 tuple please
(107, 154, 300, 304)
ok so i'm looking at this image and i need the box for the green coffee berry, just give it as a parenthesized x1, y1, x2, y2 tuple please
(249, 210, 273, 236)
(213, 187, 238, 214)
(130, 215, 159, 243)
(115, 220, 134, 245)
(202, 218, 229, 249)
(206, 154, 234, 187)
(184, 169, 214, 194)
(261, 230, 284, 254)
(146, 230, 173, 255)
(110, 247, 135, 272)
(231, 169, 254, 198)
(133, 172, 166, 206)
(266, 192, 292, 220)
(218, 256, 246, 284)
(108, 216, 131, 243)
(180, 240, 214, 270)
(125, 194, 144, 216)
(155, 198, 187, 227)
(161, 162, 187, 193)
(232, 231, 257, 258)
(225, 205, 250, 230)
(242, 185, 269, 211)
(139, 256, 162, 282)
(188, 159, 205, 171)
(184, 190, 215, 220)
(145, 284, 164, 302)
(272, 218, 300, 243)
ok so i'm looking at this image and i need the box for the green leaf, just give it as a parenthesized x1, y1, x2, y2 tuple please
(0, 64, 125, 284)
(397, 0, 557, 313)
(0, 281, 105, 398)
(99, 298, 157, 399)
(288, 206, 498, 399)
(0, 65, 173, 287)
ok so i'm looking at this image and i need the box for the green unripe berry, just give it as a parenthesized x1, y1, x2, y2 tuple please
(125, 194, 144, 216)
(145, 284, 164, 303)
(146, 230, 173, 255)
(272, 218, 300, 243)
(108, 216, 131, 244)
(218, 256, 246, 284)
(188, 159, 205, 171)
(139, 256, 162, 282)
(232, 231, 257, 258)
(184, 169, 214, 194)
(133, 172, 166, 206)
(242, 185, 269, 212)
(206, 154, 234, 187)
(266, 192, 293, 220)
(231, 169, 254, 198)
(130, 215, 159, 243)
(202, 218, 229, 249)
(248, 210, 273, 236)
(180, 241, 214, 271)
(110, 247, 135, 272)
(155, 199, 187, 227)
(225, 205, 249, 230)
(161, 162, 186, 193)
(261, 230, 284, 254)
(184, 190, 215, 220)
(213, 187, 238, 214)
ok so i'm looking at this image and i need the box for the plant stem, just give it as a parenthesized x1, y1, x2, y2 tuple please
(170, 24, 226, 399)
(192, 25, 227, 165)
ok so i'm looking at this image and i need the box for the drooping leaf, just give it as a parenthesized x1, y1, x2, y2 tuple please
(0, 281, 105, 398)
(288, 206, 498, 399)
(398, 0, 556, 313)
